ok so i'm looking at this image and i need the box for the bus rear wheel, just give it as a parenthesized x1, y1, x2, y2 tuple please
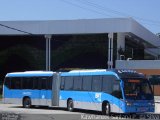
(102, 102, 110, 115)
(67, 99, 74, 112)
(23, 97, 31, 108)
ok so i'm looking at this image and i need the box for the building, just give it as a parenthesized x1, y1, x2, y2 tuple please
(0, 18, 160, 72)
(0, 17, 160, 68)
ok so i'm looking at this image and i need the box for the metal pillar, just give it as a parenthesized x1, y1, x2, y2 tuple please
(45, 35, 52, 71)
(108, 34, 111, 69)
(108, 33, 113, 69)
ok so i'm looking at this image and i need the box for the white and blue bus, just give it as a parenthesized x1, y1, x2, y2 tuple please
(3, 69, 155, 115)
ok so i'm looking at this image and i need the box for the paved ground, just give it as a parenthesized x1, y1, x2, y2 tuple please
(0, 103, 128, 120)
(0, 104, 81, 114)
(0, 103, 159, 120)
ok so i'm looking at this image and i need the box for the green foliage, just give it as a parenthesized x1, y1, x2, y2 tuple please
(52, 34, 108, 69)
(0, 45, 45, 70)
(0, 34, 117, 73)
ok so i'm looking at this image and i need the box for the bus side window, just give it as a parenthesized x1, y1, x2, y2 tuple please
(92, 76, 102, 92)
(33, 77, 39, 89)
(40, 77, 47, 90)
(28, 78, 33, 89)
(11, 77, 22, 89)
(64, 77, 73, 90)
(82, 76, 92, 91)
(47, 77, 52, 90)
(73, 76, 82, 91)
(22, 77, 33, 89)
(10, 77, 14, 89)
(112, 83, 122, 99)
(4, 77, 11, 89)
(60, 77, 65, 90)
(15, 77, 22, 89)
(38, 78, 42, 90)
(102, 76, 113, 93)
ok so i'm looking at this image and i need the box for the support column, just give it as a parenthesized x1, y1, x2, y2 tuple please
(45, 35, 52, 71)
(117, 33, 125, 60)
(108, 33, 113, 69)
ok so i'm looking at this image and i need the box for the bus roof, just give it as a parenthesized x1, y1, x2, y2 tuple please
(69, 69, 107, 73)
(61, 69, 119, 78)
(112, 69, 145, 79)
(60, 69, 145, 79)
(6, 71, 54, 77)
(5, 69, 145, 78)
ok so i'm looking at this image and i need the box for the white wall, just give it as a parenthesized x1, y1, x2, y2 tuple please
(117, 33, 125, 59)
(116, 60, 160, 69)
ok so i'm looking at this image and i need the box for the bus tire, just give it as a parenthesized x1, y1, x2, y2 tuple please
(23, 97, 32, 108)
(102, 102, 110, 115)
(67, 99, 74, 112)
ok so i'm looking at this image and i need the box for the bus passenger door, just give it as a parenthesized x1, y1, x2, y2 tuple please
(46, 76, 53, 106)
(39, 77, 48, 106)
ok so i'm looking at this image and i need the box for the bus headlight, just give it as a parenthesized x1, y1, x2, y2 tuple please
(148, 103, 154, 106)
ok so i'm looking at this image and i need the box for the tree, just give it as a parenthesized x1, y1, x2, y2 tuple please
(118, 46, 125, 55)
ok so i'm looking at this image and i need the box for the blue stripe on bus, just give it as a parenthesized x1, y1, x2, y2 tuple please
(3, 86, 52, 99)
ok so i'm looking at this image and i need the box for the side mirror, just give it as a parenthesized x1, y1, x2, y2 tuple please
(120, 80, 124, 88)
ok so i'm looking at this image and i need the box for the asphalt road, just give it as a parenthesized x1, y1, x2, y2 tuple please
(0, 103, 159, 120)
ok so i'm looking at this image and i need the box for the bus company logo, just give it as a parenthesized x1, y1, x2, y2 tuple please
(42, 95, 45, 99)
(22, 92, 31, 95)
(118, 70, 122, 73)
(118, 70, 136, 74)
(95, 93, 101, 101)
(59, 96, 62, 100)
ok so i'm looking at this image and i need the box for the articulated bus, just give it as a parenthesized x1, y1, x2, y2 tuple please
(3, 69, 155, 115)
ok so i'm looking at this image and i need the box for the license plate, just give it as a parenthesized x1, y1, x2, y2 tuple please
(137, 107, 147, 112)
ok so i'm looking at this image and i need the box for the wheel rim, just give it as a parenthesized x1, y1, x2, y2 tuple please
(25, 101, 29, 107)
(68, 101, 73, 111)
(105, 104, 109, 114)
(24, 99, 30, 108)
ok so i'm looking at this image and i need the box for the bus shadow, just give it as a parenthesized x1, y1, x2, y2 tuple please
(9, 105, 66, 111)
(10, 106, 102, 114)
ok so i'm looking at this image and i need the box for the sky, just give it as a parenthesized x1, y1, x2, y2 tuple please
(0, 0, 160, 34)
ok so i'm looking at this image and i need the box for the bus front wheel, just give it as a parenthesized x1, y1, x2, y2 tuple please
(102, 102, 110, 115)
(67, 99, 74, 112)
(23, 97, 31, 108)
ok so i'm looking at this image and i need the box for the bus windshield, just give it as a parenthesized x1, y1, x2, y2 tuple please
(123, 78, 153, 100)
